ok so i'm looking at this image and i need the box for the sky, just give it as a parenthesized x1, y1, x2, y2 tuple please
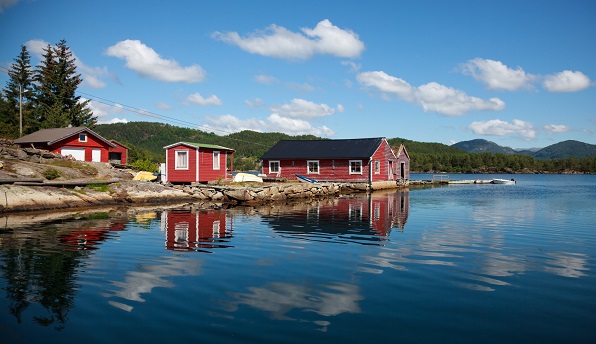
(1, 0, 595, 149)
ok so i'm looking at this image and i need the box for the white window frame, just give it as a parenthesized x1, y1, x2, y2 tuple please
(374, 160, 380, 174)
(269, 160, 280, 174)
(307, 160, 320, 174)
(175, 150, 189, 170)
(349, 160, 362, 175)
(213, 151, 220, 170)
(79, 133, 87, 142)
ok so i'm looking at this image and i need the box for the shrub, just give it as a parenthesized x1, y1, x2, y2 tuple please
(43, 168, 60, 180)
(130, 159, 159, 172)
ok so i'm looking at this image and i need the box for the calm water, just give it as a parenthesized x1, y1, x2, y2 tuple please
(1, 174, 595, 343)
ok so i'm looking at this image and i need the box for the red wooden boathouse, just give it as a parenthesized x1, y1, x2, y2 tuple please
(163, 142, 235, 184)
(260, 137, 409, 184)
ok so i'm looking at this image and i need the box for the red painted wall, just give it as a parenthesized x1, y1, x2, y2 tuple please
(262, 140, 400, 183)
(166, 144, 231, 183)
(49, 131, 112, 162)
(396, 147, 410, 180)
(109, 141, 128, 164)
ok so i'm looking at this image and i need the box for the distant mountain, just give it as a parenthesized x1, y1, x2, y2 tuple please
(453, 139, 596, 159)
(452, 139, 517, 155)
(533, 140, 596, 159)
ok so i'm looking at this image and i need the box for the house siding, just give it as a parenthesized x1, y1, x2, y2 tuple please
(109, 141, 128, 164)
(165, 144, 231, 183)
(49, 131, 111, 162)
(262, 139, 399, 183)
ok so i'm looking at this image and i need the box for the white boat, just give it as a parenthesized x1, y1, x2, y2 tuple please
(233, 172, 263, 183)
(492, 178, 516, 185)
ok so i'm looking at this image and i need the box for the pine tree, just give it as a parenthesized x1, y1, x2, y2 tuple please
(2, 45, 34, 137)
(32, 40, 96, 130)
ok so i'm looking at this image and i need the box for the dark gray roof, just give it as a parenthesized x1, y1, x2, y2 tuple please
(261, 138, 386, 160)
(14, 127, 116, 147)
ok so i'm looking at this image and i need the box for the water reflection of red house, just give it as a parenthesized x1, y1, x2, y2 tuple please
(264, 190, 409, 239)
(58, 220, 127, 250)
(163, 209, 232, 251)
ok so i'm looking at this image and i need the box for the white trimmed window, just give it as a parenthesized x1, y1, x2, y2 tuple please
(269, 160, 280, 174)
(175, 150, 188, 170)
(349, 160, 362, 174)
(213, 151, 220, 170)
(374, 160, 380, 174)
(307, 160, 319, 174)
(79, 133, 87, 142)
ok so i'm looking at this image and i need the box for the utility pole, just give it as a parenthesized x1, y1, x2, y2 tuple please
(19, 83, 23, 137)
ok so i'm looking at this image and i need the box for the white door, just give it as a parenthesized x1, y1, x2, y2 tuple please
(61, 147, 85, 161)
(92, 149, 101, 162)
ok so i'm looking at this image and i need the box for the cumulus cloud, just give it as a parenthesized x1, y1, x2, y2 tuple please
(468, 119, 536, 140)
(26, 39, 110, 89)
(85, 98, 129, 124)
(186, 92, 222, 106)
(106, 39, 205, 83)
(269, 98, 335, 119)
(200, 113, 334, 137)
(544, 124, 571, 134)
(357, 71, 505, 116)
(212, 19, 364, 61)
(459, 58, 536, 91)
(255, 74, 277, 84)
(542, 70, 591, 92)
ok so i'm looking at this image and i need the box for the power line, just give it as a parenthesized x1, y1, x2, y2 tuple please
(1, 66, 271, 148)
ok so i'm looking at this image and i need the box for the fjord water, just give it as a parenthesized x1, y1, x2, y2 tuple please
(1, 174, 595, 343)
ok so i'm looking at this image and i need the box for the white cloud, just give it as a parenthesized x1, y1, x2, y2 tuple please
(255, 74, 277, 84)
(468, 119, 536, 140)
(0, 0, 19, 13)
(200, 113, 334, 137)
(106, 39, 205, 83)
(544, 124, 571, 134)
(357, 71, 505, 116)
(337, 104, 345, 112)
(85, 98, 129, 124)
(245, 98, 264, 108)
(213, 19, 364, 61)
(459, 58, 535, 91)
(155, 102, 170, 110)
(186, 92, 222, 106)
(341, 60, 361, 73)
(26, 39, 109, 89)
(542, 70, 591, 92)
(286, 82, 315, 92)
(269, 98, 335, 119)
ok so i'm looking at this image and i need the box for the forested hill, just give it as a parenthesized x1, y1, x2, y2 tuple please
(453, 138, 596, 159)
(93, 122, 322, 161)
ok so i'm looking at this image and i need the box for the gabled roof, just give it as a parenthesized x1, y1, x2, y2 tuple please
(14, 127, 116, 147)
(261, 138, 386, 159)
(163, 141, 235, 152)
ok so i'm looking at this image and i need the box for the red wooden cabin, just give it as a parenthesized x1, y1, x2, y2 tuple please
(163, 142, 235, 184)
(14, 126, 124, 163)
(163, 209, 231, 251)
(261, 137, 409, 183)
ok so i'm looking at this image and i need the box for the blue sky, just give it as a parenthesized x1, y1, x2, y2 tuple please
(1, 0, 594, 149)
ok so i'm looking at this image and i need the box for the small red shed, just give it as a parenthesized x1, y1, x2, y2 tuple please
(163, 142, 235, 184)
(109, 140, 128, 165)
(13, 127, 122, 163)
(260, 137, 409, 184)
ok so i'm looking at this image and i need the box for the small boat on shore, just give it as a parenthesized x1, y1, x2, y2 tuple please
(233, 172, 263, 183)
(296, 174, 319, 183)
(492, 178, 516, 185)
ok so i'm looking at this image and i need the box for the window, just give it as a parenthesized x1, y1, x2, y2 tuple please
(349, 160, 362, 174)
(307, 160, 319, 174)
(79, 133, 87, 142)
(374, 160, 380, 174)
(269, 160, 280, 174)
(175, 150, 188, 170)
(213, 151, 220, 170)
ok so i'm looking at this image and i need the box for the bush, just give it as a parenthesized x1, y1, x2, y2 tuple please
(130, 159, 159, 172)
(43, 168, 60, 180)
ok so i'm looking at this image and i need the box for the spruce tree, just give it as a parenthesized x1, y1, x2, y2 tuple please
(2, 45, 34, 137)
(32, 40, 96, 130)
